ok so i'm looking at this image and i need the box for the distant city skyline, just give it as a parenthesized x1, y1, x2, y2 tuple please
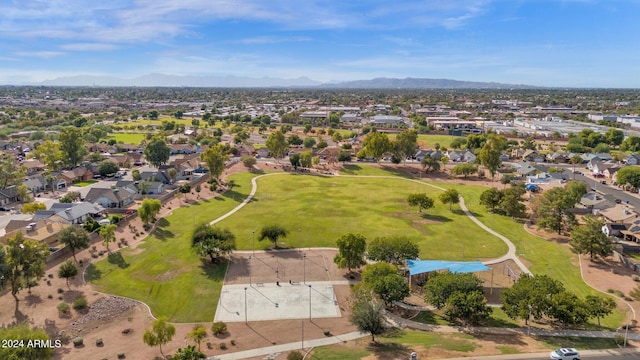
(1, 1, 639, 88)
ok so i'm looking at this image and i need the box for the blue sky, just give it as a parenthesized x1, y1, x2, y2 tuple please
(1, 0, 639, 87)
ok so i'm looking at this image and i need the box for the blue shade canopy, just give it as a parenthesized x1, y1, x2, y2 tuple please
(406, 260, 490, 276)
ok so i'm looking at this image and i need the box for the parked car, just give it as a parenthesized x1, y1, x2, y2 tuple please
(550, 348, 580, 360)
(0, 207, 10, 211)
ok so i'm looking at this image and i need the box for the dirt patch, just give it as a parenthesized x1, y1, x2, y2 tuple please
(154, 270, 178, 282)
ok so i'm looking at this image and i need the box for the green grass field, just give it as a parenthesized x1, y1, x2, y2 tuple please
(87, 172, 256, 322)
(72, 180, 98, 187)
(216, 173, 507, 260)
(386, 133, 462, 149)
(108, 132, 147, 145)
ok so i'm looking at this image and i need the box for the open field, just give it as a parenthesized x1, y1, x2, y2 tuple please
(108, 132, 147, 144)
(386, 133, 463, 149)
(87, 172, 256, 322)
(216, 173, 507, 260)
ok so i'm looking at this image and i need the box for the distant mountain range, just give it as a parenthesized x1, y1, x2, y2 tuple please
(34, 74, 537, 89)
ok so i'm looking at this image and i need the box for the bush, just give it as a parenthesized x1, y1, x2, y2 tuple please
(73, 296, 88, 310)
(211, 321, 227, 336)
(57, 302, 70, 315)
(632, 274, 640, 282)
(219, 342, 227, 350)
(288, 351, 304, 360)
(117, 352, 125, 359)
(323, 329, 331, 336)
(73, 337, 84, 347)
(96, 338, 104, 346)
(57, 288, 64, 294)
(230, 339, 236, 346)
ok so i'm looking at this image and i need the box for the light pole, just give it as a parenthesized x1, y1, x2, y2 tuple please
(244, 287, 248, 324)
(252, 230, 255, 256)
(308, 284, 312, 321)
(303, 253, 306, 284)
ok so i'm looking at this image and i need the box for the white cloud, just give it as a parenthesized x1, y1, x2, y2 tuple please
(60, 43, 120, 51)
(13, 51, 64, 59)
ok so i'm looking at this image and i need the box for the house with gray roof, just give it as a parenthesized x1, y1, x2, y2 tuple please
(34, 202, 103, 225)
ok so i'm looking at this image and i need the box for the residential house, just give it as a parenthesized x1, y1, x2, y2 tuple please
(143, 181, 165, 195)
(169, 144, 195, 155)
(603, 166, 621, 180)
(0, 186, 18, 206)
(626, 154, 640, 165)
(369, 115, 405, 126)
(597, 206, 638, 224)
(58, 167, 94, 184)
(522, 150, 545, 163)
(581, 153, 613, 165)
(34, 202, 103, 225)
(255, 148, 270, 158)
(234, 144, 255, 157)
(24, 176, 46, 194)
(547, 152, 571, 163)
(109, 154, 132, 168)
(621, 219, 640, 243)
(140, 170, 171, 185)
(84, 187, 136, 209)
(591, 161, 617, 176)
(499, 153, 510, 162)
(447, 150, 476, 163)
(515, 163, 538, 177)
(21, 159, 46, 175)
(1, 220, 66, 246)
(602, 223, 627, 238)
(579, 192, 614, 210)
(526, 172, 567, 187)
(414, 149, 442, 162)
(510, 148, 526, 160)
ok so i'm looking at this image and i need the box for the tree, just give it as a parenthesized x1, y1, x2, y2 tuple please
(367, 236, 419, 265)
(303, 137, 316, 148)
(479, 188, 503, 212)
(439, 189, 460, 210)
(30, 140, 64, 171)
(444, 290, 492, 325)
(349, 286, 386, 342)
(5, 232, 48, 303)
(186, 325, 207, 351)
(59, 191, 81, 203)
(421, 156, 440, 173)
(333, 233, 367, 272)
(621, 135, 640, 152)
(499, 185, 527, 218)
(201, 144, 229, 180)
(241, 155, 257, 171)
(17, 184, 31, 203)
(300, 151, 313, 168)
(172, 345, 206, 360)
(616, 166, 640, 189)
(265, 130, 287, 160)
(168, 167, 177, 184)
(450, 137, 466, 149)
(501, 274, 564, 324)
(99, 224, 117, 252)
(58, 225, 91, 262)
(534, 187, 578, 234)
(144, 137, 171, 168)
(478, 134, 506, 180)
(547, 291, 589, 328)
(98, 161, 119, 177)
(361, 262, 409, 305)
(139, 198, 162, 225)
(423, 272, 484, 310)
(21, 202, 46, 214)
(143, 316, 176, 358)
(0, 324, 55, 360)
(564, 180, 588, 204)
(584, 295, 616, 327)
(0, 154, 26, 190)
(407, 193, 434, 213)
(191, 224, 236, 263)
(570, 215, 612, 260)
(393, 129, 418, 163)
(363, 132, 391, 163)
(132, 169, 141, 181)
(58, 127, 88, 168)
(58, 259, 78, 289)
(258, 224, 289, 249)
(451, 163, 478, 178)
(289, 153, 301, 169)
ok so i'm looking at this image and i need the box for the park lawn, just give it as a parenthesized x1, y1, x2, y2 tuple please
(216, 173, 507, 260)
(411, 307, 519, 328)
(386, 133, 462, 149)
(537, 336, 617, 350)
(429, 180, 626, 329)
(87, 172, 257, 322)
(108, 132, 147, 145)
(73, 180, 97, 187)
(339, 164, 411, 177)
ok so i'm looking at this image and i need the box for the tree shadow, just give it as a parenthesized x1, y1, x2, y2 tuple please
(62, 290, 84, 303)
(156, 218, 170, 227)
(107, 252, 130, 269)
(43, 318, 60, 338)
(85, 264, 102, 281)
(367, 341, 413, 359)
(453, 209, 483, 218)
(198, 258, 228, 282)
(221, 189, 247, 203)
(420, 213, 453, 222)
(24, 294, 43, 307)
(153, 227, 174, 241)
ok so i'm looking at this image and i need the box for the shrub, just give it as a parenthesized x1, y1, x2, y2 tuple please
(230, 339, 236, 346)
(207, 342, 213, 349)
(288, 351, 304, 360)
(629, 286, 640, 301)
(47, 294, 53, 299)
(57, 302, 70, 315)
(633, 274, 640, 282)
(96, 338, 104, 347)
(57, 288, 64, 294)
(323, 329, 331, 336)
(211, 321, 227, 336)
(219, 342, 227, 350)
(73, 337, 84, 347)
(73, 296, 88, 310)
(117, 352, 125, 359)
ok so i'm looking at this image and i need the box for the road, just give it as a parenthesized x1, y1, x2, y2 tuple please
(445, 348, 640, 359)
